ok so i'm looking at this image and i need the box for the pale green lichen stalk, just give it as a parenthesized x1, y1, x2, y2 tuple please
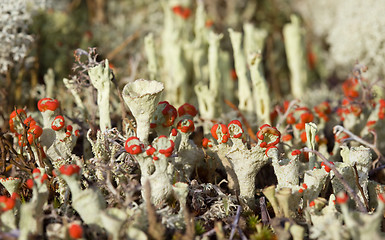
(88, 59, 113, 131)
(283, 15, 308, 100)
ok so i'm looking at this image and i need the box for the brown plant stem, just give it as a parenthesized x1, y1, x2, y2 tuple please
(333, 125, 384, 166)
(302, 147, 367, 213)
(352, 164, 369, 211)
(106, 31, 141, 61)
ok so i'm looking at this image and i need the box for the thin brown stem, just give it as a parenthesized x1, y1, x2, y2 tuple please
(352, 164, 369, 211)
(334, 125, 384, 165)
(302, 147, 367, 213)
(276, 99, 298, 129)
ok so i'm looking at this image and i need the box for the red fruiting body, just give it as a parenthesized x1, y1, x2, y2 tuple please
(300, 112, 314, 124)
(295, 122, 305, 130)
(177, 119, 195, 133)
(265, 146, 278, 157)
(202, 138, 212, 148)
(125, 136, 143, 155)
(205, 19, 214, 28)
(228, 120, 243, 138)
(51, 115, 65, 131)
(37, 98, 60, 112)
(336, 192, 349, 204)
(309, 201, 315, 207)
(335, 132, 349, 143)
(153, 156, 159, 161)
(41, 174, 48, 183)
(314, 101, 331, 122)
(230, 69, 237, 81)
(74, 130, 80, 137)
(378, 194, 385, 203)
(291, 150, 301, 156)
(211, 124, 230, 143)
(0, 196, 15, 211)
(59, 165, 81, 176)
(300, 131, 307, 143)
(281, 134, 293, 142)
(378, 99, 385, 119)
(69, 224, 83, 239)
(9, 109, 27, 133)
(342, 77, 360, 99)
(366, 120, 376, 128)
(9, 109, 26, 120)
(256, 124, 281, 148)
(27, 125, 43, 144)
(26, 179, 34, 189)
(11, 193, 19, 200)
(152, 101, 177, 128)
(158, 139, 175, 157)
(24, 116, 37, 127)
(299, 188, 304, 193)
(286, 113, 296, 125)
(146, 146, 156, 156)
(178, 103, 198, 117)
(172, 5, 191, 19)
(33, 168, 41, 174)
(67, 125, 73, 132)
(171, 128, 178, 136)
(302, 183, 308, 189)
(160, 101, 177, 127)
(321, 161, 334, 173)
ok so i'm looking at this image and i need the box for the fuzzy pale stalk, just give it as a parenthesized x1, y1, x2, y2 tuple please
(122, 79, 164, 143)
(249, 53, 271, 124)
(144, 33, 158, 80)
(262, 185, 280, 216)
(172, 182, 189, 214)
(220, 51, 235, 103)
(192, 0, 207, 83)
(195, 31, 223, 132)
(233, 165, 259, 211)
(147, 157, 172, 205)
(226, 144, 270, 211)
(340, 146, 371, 206)
(283, 15, 308, 100)
(208, 31, 222, 116)
(63, 78, 86, 116)
(229, 28, 254, 118)
(88, 59, 112, 131)
(161, 1, 188, 106)
(305, 122, 318, 170)
(276, 188, 292, 218)
(44, 68, 55, 98)
(19, 173, 49, 240)
(244, 24, 270, 124)
(290, 224, 305, 240)
(61, 174, 106, 228)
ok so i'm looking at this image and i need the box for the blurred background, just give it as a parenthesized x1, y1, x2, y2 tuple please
(1, 0, 384, 130)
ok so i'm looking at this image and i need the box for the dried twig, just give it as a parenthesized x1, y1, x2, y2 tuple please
(229, 205, 242, 240)
(260, 196, 270, 225)
(106, 31, 141, 60)
(276, 99, 299, 129)
(352, 164, 369, 211)
(333, 125, 384, 166)
(302, 147, 367, 212)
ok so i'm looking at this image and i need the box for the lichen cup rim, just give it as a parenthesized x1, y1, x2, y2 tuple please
(122, 79, 164, 99)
